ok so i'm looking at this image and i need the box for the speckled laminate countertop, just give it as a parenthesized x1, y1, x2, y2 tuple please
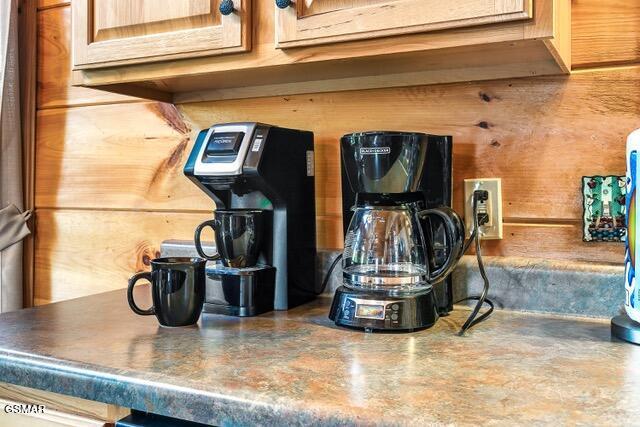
(0, 286, 637, 426)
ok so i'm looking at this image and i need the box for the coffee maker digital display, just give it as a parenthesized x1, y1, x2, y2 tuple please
(184, 122, 317, 315)
(356, 304, 385, 319)
(202, 132, 244, 158)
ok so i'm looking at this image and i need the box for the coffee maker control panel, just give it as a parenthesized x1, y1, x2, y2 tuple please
(202, 132, 244, 160)
(342, 298, 403, 325)
(191, 123, 259, 176)
(329, 287, 439, 331)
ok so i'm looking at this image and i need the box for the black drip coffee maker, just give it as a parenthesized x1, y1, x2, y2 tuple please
(329, 131, 465, 331)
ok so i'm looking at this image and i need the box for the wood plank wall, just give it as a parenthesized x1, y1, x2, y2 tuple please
(33, 1, 639, 305)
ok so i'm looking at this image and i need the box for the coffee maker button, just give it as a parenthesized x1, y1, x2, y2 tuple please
(391, 313, 399, 321)
(392, 304, 399, 310)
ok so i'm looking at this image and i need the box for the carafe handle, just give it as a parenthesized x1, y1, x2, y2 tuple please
(417, 207, 465, 283)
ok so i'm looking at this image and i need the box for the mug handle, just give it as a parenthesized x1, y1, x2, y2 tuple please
(417, 206, 465, 283)
(194, 220, 221, 261)
(127, 272, 155, 316)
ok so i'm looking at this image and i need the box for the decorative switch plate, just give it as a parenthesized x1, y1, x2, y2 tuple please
(582, 175, 626, 242)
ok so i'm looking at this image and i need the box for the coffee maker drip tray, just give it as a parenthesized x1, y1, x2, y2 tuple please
(203, 264, 275, 317)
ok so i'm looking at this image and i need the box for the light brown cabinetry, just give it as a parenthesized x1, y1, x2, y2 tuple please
(275, 0, 532, 48)
(72, 0, 251, 68)
(71, 0, 570, 103)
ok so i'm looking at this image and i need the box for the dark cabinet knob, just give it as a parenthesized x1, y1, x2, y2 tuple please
(219, 0, 235, 15)
(275, 0, 293, 9)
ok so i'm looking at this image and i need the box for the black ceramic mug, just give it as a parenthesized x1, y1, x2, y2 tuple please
(194, 209, 264, 268)
(127, 257, 206, 327)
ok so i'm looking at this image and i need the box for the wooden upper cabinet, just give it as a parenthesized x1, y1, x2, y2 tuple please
(71, 0, 570, 104)
(275, 0, 532, 48)
(72, 0, 251, 69)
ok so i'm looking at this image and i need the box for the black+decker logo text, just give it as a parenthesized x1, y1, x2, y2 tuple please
(360, 147, 391, 155)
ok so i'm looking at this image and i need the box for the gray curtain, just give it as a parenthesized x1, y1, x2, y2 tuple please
(0, 0, 30, 312)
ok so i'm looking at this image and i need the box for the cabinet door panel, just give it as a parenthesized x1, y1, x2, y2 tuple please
(92, 0, 220, 42)
(276, 0, 532, 48)
(73, 0, 250, 69)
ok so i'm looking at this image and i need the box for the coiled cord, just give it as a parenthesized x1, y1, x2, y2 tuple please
(456, 190, 494, 335)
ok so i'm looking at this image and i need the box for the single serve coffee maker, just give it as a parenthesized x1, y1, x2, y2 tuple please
(184, 122, 317, 316)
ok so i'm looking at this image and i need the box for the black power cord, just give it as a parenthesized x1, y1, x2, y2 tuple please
(456, 189, 494, 335)
(317, 253, 343, 295)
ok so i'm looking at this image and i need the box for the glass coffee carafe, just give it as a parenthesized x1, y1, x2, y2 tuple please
(339, 130, 464, 295)
(343, 203, 463, 293)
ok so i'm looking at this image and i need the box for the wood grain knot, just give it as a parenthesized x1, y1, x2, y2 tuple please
(166, 138, 189, 169)
(479, 92, 500, 102)
(135, 242, 157, 270)
(149, 138, 189, 187)
(479, 92, 492, 102)
(149, 103, 191, 135)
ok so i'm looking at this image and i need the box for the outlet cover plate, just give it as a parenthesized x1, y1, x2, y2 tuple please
(464, 178, 503, 240)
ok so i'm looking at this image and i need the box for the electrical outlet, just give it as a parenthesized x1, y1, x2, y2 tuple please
(464, 178, 503, 240)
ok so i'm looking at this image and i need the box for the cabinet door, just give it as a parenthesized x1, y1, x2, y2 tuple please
(72, 0, 251, 69)
(275, 0, 532, 48)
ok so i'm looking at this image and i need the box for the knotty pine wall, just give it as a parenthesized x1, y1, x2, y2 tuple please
(33, 0, 639, 305)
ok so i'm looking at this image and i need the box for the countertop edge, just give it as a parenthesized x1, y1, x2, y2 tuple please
(0, 349, 355, 426)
